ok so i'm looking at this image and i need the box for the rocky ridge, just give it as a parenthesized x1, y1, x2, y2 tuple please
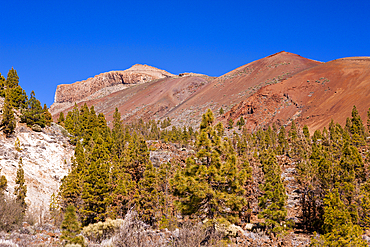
(50, 64, 175, 116)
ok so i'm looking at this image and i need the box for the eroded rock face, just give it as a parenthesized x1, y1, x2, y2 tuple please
(0, 123, 74, 209)
(50, 64, 174, 115)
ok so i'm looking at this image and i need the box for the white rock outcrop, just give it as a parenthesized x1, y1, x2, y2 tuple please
(0, 123, 74, 209)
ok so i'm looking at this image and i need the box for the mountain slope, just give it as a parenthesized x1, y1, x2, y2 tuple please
(51, 51, 321, 128)
(164, 51, 321, 127)
(50, 64, 175, 116)
(224, 56, 370, 132)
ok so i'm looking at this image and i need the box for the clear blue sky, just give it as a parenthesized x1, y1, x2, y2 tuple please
(1, 0, 369, 107)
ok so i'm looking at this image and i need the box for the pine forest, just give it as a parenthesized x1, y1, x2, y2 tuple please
(1, 68, 370, 246)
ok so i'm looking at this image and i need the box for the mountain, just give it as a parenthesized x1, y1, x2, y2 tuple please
(224, 56, 370, 132)
(165, 51, 321, 127)
(50, 64, 175, 116)
(50, 52, 370, 133)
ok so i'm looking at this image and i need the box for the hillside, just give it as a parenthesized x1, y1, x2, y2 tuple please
(51, 51, 323, 129)
(165, 51, 321, 127)
(224, 56, 370, 133)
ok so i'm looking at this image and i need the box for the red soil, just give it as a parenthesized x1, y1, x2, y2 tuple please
(225, 57, 370, 133)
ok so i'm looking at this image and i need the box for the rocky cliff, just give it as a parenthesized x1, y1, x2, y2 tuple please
(50, 64, 174, 116)
(0, 99, 74, 209)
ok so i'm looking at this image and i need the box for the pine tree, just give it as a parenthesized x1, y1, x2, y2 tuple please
(349, 105, 366, 146)
(157, 162, 177, 228)
(0, 169, 7, 198)
(112, 108, 125, 158)
(135, 163, 162, 226)
(236, 116, 245, 130)
(125, 132, 150, 183)
(277, 126, 288, 155)
(9, 85, 27, 109)
(0, 73, 5, 97)
(215, 122, 224, 137)
(14, 158, 27, 213)
(219, 107, 224, 115)
(335, 142, 364, 223)
(310, 189, 367, 247)
(5, 68, 27, 108)
(43, 104, 53, 126)
(49, 192, 62, 226)
(303, 125, 310, 140)
(6, 67, 19, 89)
(61, 205, 85, 246)
(64, 104, 81, 145)
(328, 120, 345, 160)
(200, 109, 214, 130)
(359, 181, 370, 227)
(81, 136, 111, 226)
(172, 110, 247, 225)
(79, 104, 92, 144)
(258, 151, 288, 236)
(289, 120, 298, 141)
(110, 166, 135, 219)
(182, 126, 189, 144)
(59, 158, 83, 211)
(20, 90, 46, 127)
(57, 112, 65, 125)
(1, 89, 16, 136)
(81, 160, 111, 226)
(228, 118, 234, 129)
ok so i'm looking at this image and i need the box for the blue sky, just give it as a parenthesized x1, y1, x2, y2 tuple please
(1, 0, 369, 106)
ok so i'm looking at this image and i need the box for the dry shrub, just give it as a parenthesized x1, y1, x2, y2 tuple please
(0, 195, 23, 232)
(24, 203, 51, 227)
(169, 221, 225, 247)
(112, 211, 159, 247)
(83, 218, 124, 243)
(112, 211, 225, 247)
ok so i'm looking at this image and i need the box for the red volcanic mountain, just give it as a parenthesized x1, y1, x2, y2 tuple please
(224, 56, 370, 133)
(164, 51, 321, 127)
(51, 52, 370, 132)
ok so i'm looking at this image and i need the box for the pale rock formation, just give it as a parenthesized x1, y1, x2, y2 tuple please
(0, 123, 74, 209)
(50, 64, 174, 116)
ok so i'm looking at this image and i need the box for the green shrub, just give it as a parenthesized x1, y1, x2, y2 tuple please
(83, 218, 124, 243)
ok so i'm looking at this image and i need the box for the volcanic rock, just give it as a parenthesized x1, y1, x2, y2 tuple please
(0, 123, 74, 209)
(225, 56, 370, 133)
(50, 64, 174, 116)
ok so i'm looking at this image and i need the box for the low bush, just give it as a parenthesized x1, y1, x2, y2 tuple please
(82, 218, 123, 243)
(112, 211, 225, 247)
(0, 195, 24, 232)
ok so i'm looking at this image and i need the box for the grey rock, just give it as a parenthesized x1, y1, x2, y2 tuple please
(32, 124, 42, 132)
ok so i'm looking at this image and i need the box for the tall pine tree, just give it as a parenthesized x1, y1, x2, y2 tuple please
(14, 158, 27, 213)
(1, 89, 16, 136)
(61, 205, 85, 246)
(258, 151, 288, 236)
(172, 109, 247, 225)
